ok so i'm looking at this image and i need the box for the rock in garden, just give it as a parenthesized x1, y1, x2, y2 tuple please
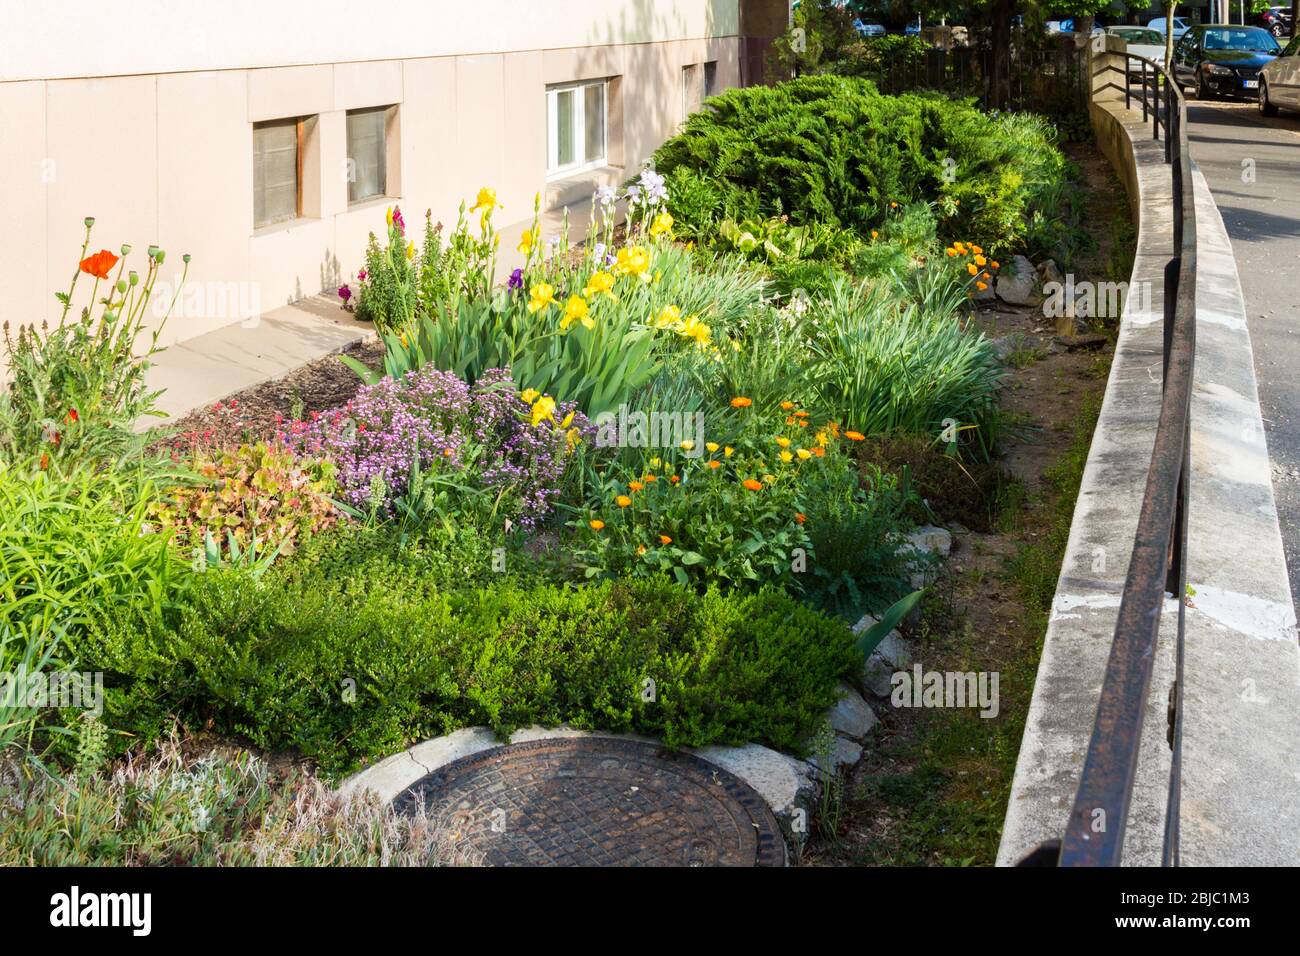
(806, 736, 864, 777)
(1038, 258, 1066, 288)
(997, 254, 1042, 306)
(829, 682, 878, 739)
(906, 525, 952, 559)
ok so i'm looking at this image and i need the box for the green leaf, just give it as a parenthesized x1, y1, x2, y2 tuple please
(855, 589, 925, 660)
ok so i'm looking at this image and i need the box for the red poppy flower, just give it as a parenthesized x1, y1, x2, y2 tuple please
(39, 453, 49, 470)
(79, 249, 120, 280)
(65, 408, 79, 424)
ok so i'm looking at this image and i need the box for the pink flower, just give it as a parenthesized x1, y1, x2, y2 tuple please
(338, 284, 352, 304)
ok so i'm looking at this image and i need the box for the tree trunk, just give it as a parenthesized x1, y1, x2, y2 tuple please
(990, 0, 1013, 110)
(1164, 3, 1177, 74)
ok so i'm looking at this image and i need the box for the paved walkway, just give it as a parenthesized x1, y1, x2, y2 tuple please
(1187, 99, 1300, 605)
(145, 193, 618, 424)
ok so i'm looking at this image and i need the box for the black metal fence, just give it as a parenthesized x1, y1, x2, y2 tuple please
(1031, 53, 1198, 867)
(857, 37, 1089, 113)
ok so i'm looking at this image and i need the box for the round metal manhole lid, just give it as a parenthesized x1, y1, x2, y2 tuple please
(392, 736, 786, 867)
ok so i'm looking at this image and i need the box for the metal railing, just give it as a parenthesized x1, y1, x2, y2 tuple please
(1027, 52, 1198, 867)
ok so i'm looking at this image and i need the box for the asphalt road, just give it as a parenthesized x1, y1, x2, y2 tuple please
(1186, 97, 1300, 603)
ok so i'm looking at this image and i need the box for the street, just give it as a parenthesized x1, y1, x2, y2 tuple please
(1187, 96, 1300, 604)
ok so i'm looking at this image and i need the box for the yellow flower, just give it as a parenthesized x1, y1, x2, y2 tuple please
(678, 315, 711, 345)
(779, 450, 793, 463)
(589, 519, 605, 530)
(705, 442, 719, 453)
(518, 226, 539, 254)
(560, 411, 575, 429)
(680, 440, 695, 451)
(974, 254, 987, 267)
(650, 457, 661, 469)
(637, 545, 647, 555)
(469, 187, 499, 215)
(971, 244, 983, 255)
(530, 396, 557, 426)
(521, 388, 541, 403)
(613, 245, 652, 282)
(775, 436, 791, 448)
(582, 270, 618, 301)
(649, 211, 675, 238)
(616, 495, 632, 508)
(566, 427, 582, 452)
(723, 446, 734, 457)
(399, 333, 409, 348)
(653, 304, 683, 330)
(966, 263, 978, 276)
(559, 294, 594, 332)
(405, 240, 416, 261)
(527, 282, 558, 314)
(796, 448, 812, 460)
(780, 401, 795, 410)
(762, 474, 776, 484)
(945, 247, 957, 257)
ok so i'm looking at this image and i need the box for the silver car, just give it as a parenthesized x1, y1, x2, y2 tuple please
(1259, 33, 1300, 114)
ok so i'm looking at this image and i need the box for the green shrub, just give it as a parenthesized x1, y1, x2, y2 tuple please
(653, 74, 1082, 260)
(83, 568, 859, 774)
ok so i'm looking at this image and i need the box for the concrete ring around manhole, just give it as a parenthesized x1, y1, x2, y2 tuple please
(391, 736, 787, 867)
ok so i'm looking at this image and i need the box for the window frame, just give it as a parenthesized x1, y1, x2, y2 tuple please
(253, 116, 305, 229)
(345, 105, 393, 206)
(545, 79, 608, 181)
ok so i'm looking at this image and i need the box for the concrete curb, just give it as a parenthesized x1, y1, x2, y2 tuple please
(997, 97, 1300, 865)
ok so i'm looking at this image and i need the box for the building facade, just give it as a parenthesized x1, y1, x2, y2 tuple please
(0, 0, 787, 349)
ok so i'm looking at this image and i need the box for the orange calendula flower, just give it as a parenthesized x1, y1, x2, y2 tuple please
(871, 230, 879, 240)
(742, 478, 763, 492)
(39, 453, 50, 470)
(644, 474, 658, 483)
(812, 446, 826, 457)
(780, 401, 795, 410)
(845, 431, 866, 441)
(589, 519, 605, 530)
(991, 260, 1000, 270)
(669, 475, 680, 484)
(730, 396, 752, 408)
(79, 249, 119, 280)
(971, 245, 983, 256)
(637, 545, 647, 555)
(659, 534, 673, 545)
(616, 495, 632, 508)
(629, 481, 644, 492)
(793, 410, 809, 419)
(974, 254, 987, 267)
(945, 247, 957, 257)
(795, 512, 807, 524)
(707, 460, 722, 470)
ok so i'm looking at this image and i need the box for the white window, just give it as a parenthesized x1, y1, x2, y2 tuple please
(346, 106, 392, 204)
(253, 118, 301, 227)
(546, 80, 607, 179)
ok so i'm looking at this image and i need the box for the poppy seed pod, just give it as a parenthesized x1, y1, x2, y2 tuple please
(147, 245, 159, 259)
(155, 250, 166, 264)
(84, 217, 95, 228)
(183, 254, 191, 264)
(129, 271, 139, 286)
(116, 279, 127, 293)
(121, 244, 131, 256)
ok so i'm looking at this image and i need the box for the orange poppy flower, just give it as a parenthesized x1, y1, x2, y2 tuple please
(742, 478, 763, 492)
(659, 534, 673, 545)
(79, 249, 120, 280)
(795, 512, 806, 525)
(589, 519, 605, 530)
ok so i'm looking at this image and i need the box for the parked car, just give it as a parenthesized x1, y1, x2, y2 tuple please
(1148, 16, 1191, 39)
(1173, 25, 1282, 99)
(1107, 25, 1170, 69)
(904, 16, 922, 36)
(1253, 7, 1293, 39)
(1259, 34, 1300, 114)
(853, 18, 887, 37)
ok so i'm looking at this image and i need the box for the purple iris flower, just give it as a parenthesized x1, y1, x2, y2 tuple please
(508, 268, 524, 291)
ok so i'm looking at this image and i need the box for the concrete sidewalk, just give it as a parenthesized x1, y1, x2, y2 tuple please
(144, 191, 620, 424)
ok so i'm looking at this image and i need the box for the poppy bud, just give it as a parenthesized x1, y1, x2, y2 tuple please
(129, 271, 139, 286)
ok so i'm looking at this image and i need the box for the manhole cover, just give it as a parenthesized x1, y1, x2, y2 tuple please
(392, 736, 786, 867)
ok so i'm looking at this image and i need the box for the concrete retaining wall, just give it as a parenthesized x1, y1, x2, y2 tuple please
(998, 44, 1300, 865)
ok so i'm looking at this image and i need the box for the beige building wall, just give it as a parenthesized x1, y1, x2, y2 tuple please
(0, 1, 743, 349)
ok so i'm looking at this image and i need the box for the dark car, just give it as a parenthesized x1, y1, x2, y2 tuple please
(1173, 25, 1282, 99)
(1253, 7, 1293, 39)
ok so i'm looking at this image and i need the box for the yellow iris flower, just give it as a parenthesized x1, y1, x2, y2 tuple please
(649, 211, 674, 238)
(469, 188, 498, 214)
(613, 246, 652, 282)
(559, 295, 594, 332)
(582, 270, 618, 301)
(527, 282, 558, 314)
(530, 395, 557, 426)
